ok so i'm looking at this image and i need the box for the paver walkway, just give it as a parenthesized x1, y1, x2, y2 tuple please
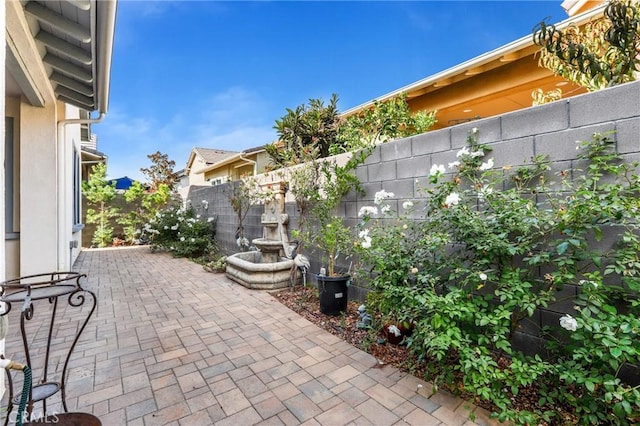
(2, 247, 499, 425)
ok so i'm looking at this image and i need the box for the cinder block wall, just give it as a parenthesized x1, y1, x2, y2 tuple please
(188, 81, 640, 341)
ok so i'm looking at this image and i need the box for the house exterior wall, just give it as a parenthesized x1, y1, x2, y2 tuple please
(188, 81, 640, 349)
(4, 0, 86, 278)
(1, 0, 6, 398)
(188, 155, 208, 186)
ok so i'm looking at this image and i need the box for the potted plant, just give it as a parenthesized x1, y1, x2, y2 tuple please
(270, 95, 371, 314)
(309, 154, 367, 315)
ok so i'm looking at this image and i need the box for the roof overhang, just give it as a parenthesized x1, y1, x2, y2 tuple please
(9, 0, 117, 113)
(81, 146, 107, 162)
(195, 153, 243, 175)
(340, 3, 606, 119)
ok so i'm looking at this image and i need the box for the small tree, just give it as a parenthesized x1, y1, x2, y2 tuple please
(534, 0, 640, 91)
(82, 163, 119, 247)
(118, 181, 171, 244)
(140, 151, 179, 191)
(267, 94, 341, 167)
(226, 175, 273, 250)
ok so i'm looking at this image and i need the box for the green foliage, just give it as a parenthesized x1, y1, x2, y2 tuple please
(358, 130, 640, 424)
(117, 182, 172, 244)
(268, 93, 436, 167)
(534, 0, 640, 91)
(284, 158, 322, 251)
(226, 176, 275, 242)
(146, 205, 217, 258)
(82, 163, 119, 247)
(333, 93, 437, 154)
(268, 94, 341, 167)
(307, 150, 370, 276)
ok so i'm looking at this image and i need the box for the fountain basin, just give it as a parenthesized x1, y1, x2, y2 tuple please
(226, 251, 295, 290)
(252, 238, 285, 263)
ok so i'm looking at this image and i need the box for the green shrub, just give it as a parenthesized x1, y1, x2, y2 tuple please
(146, 205, 217, 259)
(357, 130, 640, 424)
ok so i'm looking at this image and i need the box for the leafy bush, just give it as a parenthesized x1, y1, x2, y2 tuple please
(117, 181, 172, 244)
(357, 130, 640, 424)
(534, 0, 640, 91)
(82, 163, 119, 247)
(146, 205, 217, 259)
(333, 93, 436, 155)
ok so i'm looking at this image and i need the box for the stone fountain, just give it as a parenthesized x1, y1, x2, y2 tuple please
(225, 183, 296, 290)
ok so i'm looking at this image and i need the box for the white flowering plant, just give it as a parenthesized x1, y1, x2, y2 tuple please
(360, 130, 640, 424)
(146, 204, 217, 259)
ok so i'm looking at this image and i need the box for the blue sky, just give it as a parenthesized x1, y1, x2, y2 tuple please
(94, 1, 567, 180)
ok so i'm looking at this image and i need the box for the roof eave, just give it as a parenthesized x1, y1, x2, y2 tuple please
(340, 3, 606, 117)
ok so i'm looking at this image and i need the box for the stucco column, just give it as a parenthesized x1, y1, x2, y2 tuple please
(20, 102, 58, 275)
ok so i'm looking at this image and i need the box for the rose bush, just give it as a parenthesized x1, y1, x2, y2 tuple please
(357, 130, 640, 424)
(145, 204, 217, 259)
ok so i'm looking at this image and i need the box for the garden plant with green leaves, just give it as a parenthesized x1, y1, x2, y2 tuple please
(334, 92, 437, 155)
(145, 204, 217, 259)
(358, 130, 640, 424)
(82, 163, 120, 248)
(534, 0, 639, 91)
(117, 181, 172, 245)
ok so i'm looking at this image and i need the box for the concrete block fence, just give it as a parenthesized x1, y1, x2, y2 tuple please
(187, 81, 640, 348)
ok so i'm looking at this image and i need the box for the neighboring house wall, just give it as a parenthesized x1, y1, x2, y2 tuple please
(203, 163, 253, 183)
(188, 155, 209, 186)
(187, 80, 640, 320)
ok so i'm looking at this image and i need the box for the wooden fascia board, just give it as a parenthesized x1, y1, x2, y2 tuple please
(407, 57, 554, 112)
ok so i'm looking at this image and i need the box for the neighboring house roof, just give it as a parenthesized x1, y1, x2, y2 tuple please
(7, 0, 117, 113)
(186, 148, 238, 174)
(109, 176, 136, 190)
(196, 145, 264, 176)
(341, 3, 606, 128)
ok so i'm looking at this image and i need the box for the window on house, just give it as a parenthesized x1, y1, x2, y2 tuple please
(5, 117, 18, 240)
(72, 147, 82, 229)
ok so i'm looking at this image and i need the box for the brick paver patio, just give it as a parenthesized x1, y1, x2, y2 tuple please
(2, 247, 500, 425)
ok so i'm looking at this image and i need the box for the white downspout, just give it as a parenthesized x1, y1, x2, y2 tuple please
(239, 153, 257, 176)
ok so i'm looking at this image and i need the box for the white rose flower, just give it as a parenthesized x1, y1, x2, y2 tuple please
(456, 147, 470, 158)
(374, 190, 395, 205)
(479, 158, 494, 171)
(429, 164, 446, 176)
(444, 192, 461, 207)
(402, 201, 413, 210)
(361, 236, 372, 249)
(479, 273, 488, 281)
(358, 206, 378, 217)
(559, 314, 578, 331)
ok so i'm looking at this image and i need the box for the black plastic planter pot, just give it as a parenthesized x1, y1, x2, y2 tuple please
(315, 274, 350, 316)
